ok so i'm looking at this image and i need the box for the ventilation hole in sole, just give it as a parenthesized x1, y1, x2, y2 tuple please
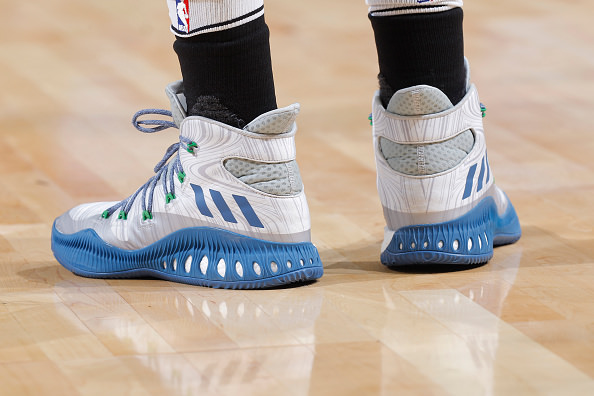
(484, 232, 489, 245)
(253, 262, 262, 276)
(468, 238, 473, 251)
(270, 261, 278, 273)
(184, 256, 192, 273)
(287, 260, 292, 269)
(411, 242, 416, 249)
(162, 261, 167, 269)
(309, 258, 313, 265)
(235, 261, 244, 278)
(478, 236, 482, 249)
(438, 241, 444, 249)
(399, 243, 403, 250)
(299, 259, 305, 267)
(199, 256, 208, 275)
(453, 240, 460, 251)
(423, 241, 428, 248)
(173, 258, 178, 271)
(217, 259, 226, 278)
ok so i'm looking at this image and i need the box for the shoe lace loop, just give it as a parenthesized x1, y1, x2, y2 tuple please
(101, 109, 196, 221)
(132, 108, 177, 133)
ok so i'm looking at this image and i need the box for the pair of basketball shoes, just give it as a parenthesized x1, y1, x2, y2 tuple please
(51, 61, 521, 289)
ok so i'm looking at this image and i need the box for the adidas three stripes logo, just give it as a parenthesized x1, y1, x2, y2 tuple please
(462, 154, 491, 201)
(190, 184, 265, 229)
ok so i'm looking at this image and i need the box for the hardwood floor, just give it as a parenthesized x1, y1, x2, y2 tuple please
(1, 1, 593, 394)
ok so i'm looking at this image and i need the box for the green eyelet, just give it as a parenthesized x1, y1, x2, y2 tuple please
(118, 210, 127, 220)
(186, 141, 198, 153)
(177, 171, 186, 183)
(165, 193, 176, 204)
(101, 210, 110, 219)
(142, 210, 153, 221)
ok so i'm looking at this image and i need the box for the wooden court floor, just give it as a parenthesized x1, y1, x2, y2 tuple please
(1, 0, 594, 395)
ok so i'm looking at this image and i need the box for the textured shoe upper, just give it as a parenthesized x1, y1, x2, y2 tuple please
(379, 85, 475, 176)
(55, 82, 312, 249)
(373, 75, 509, 229)
(166, 81, 304, 195)
(373, 83, 484, 144)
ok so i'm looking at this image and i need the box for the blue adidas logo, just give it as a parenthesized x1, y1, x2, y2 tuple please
(462, 154, 491, 200)
(190, 184, 265, 229)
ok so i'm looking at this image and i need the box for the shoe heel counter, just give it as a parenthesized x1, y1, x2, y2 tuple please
(375, 132, 495, 230)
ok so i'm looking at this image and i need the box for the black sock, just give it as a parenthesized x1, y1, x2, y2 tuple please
(173, 16, 277, 128)
(369, 8, 466, 107)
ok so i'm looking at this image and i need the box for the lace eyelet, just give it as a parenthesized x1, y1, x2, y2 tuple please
(103, 108, 186, 223)
(186, 141, 198, 153)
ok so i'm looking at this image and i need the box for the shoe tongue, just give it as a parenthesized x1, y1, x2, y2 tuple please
(244, 104, 300, 135)
(386, 85, 453, 116)
(165, 81, 187, 128)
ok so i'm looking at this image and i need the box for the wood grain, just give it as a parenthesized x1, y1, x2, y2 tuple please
(1, 0, 593, 394)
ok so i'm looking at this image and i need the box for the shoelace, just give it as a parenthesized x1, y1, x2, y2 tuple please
(101, 109, 197, 221)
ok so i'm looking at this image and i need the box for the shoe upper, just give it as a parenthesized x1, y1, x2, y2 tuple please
(373, 70, 510, 231)
(55, 82, 312, 250)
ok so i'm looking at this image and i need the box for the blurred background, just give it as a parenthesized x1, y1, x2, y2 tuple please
(1, 1, 594, 395)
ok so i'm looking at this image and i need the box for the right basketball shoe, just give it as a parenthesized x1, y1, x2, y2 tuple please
(372, 63, 521, 267)
(51, 81, 323, 288)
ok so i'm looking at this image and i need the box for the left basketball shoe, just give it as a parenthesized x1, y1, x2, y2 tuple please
(372, 61, 521, 267)
(52, 81, 323, 289)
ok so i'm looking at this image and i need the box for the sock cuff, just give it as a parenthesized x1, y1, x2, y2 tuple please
(168, 0, 264, 37)
(366, 0, 463, 16)
(173, 16, 277, 125)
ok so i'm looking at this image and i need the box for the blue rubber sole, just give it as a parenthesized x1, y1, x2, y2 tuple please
(381, 196, 521, 267)
(51, 224, 323, 289)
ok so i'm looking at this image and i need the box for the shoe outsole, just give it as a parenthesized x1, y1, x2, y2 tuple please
(381, 196, 521, 267)
(51, 224, 323, 289)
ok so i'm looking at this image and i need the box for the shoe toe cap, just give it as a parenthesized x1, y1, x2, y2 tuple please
(54, 201, 119, 235)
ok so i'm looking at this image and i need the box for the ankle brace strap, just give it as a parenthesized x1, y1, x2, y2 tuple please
(372, 84, 483, 144)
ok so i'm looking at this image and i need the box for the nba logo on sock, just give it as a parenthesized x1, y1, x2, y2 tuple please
(175, 0, 190, 33)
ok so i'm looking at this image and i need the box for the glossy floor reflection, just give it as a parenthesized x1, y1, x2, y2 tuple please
(2, 0, 594, 395)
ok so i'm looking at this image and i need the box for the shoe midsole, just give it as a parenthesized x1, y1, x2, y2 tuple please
(51, 223, 322, 282)
(381, 195, 521, 256)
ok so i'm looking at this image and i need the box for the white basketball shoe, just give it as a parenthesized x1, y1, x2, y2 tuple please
(52, 81, 323, 288)
(372, 64, 521, 266)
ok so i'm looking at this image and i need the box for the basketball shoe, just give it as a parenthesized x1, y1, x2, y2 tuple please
(51, 81, 323, 289)
(372, 62, 521, 266)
